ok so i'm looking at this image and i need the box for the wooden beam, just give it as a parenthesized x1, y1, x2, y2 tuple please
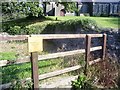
(0, 34, 103, 41)
(84, 35, 91, 76)
(87, 34, 103, 38)
(0, 35, 28, 41)
(38, 49, 85, 60)
(39, 65, 81, 80)
(31, 34, 103, 39)
(35, 65, 82, 80)
(30, 52, 39, 89)
(89, 58, 101, 65)
(38, 46, 102, 61)
(0, 33, 106, 90)
(90, 46, 102, 51)
(0, 46, 102, 67)
(0, 65, 82, 89)
(31, 34, 86, 39)
(0, 58, 102, 89)
(102, 34, 107, 60)
(28, 34, 103, 54)
(15, 56, 30, 64)
(0, 56, 30, 67)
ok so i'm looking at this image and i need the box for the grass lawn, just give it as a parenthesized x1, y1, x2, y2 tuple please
(0, 52, 16, 60)
(1, 45, 84, 84)
(46, 16, 119, 29)
(1, 58, 64, 84)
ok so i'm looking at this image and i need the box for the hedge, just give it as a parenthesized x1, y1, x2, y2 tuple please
(2, 18, 99, 35)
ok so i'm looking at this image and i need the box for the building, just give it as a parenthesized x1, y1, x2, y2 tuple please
(41, 0, 120, 16)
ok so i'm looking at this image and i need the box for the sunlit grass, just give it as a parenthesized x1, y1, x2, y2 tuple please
(0, 52, 16, 60)
(1, 58, 64, 84)
(46, 16, 119, 29)
(1, 52, 84, 84)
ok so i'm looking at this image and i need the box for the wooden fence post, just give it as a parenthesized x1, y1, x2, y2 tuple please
(30, 52, 39, 89)
(84, 34, 91, 76)
(102, 34, 107, 60)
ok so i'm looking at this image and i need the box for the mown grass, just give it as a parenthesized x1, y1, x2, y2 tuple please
(46, 16, 119, 29)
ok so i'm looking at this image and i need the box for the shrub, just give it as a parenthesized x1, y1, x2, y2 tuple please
(2, 2, 43, 21)
(24, 2, 43, 18)
(71, 73, 96, 90)
(8, 26, 21, 35)
(10, 80, 32, 90)
(2, 18, 99, 35)
(72, 73, 87, 89)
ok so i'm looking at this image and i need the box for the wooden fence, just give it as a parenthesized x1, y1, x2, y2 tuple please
(0, 34, 107, 89)
(0, 35, 28, 41)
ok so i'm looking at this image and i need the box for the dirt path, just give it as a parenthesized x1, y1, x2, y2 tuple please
(40, 75, 78, 88)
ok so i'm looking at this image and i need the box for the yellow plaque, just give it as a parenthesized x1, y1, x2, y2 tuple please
(28, 37, 43, 52)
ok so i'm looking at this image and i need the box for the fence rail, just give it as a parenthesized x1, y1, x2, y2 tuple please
(0, 34, 107, 89)
(31, 34, 103, 39)
(0, 35, 28, 41)
(0, 34, 103, 41)
(30, 33, 107, 89)
(0, 46, 102, 67)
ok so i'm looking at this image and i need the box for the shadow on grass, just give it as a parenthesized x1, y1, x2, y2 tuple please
(1, 65, 21, 84)
(1, 59, 59, 84)
(105, 18, 119, 25)
(3, 16, 58, 25)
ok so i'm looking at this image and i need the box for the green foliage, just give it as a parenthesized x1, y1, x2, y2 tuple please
(23, 2, 43, 18)
(8, 26, 21, 35)
(2, 17, 98, 35)
(0, 52, 16, 60)
(43, 19, 98, 34)
(59, 2, 78, 13)
(25, 22, 49, 34)
(3, 19, 97, 35)
(72, 73, 87, 89)
(1, 58, 63, 84)
(80, 18, 98, 30)
(2, 2, 43, 21)
(10, 80, 32, 90)
(2, 17, 44, 34)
